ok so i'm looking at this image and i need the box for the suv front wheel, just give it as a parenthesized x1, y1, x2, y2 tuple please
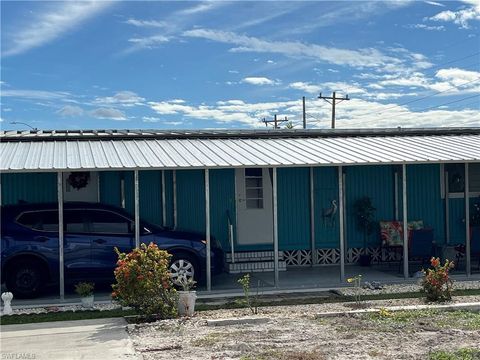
(169, 253, 198, 286)
(6, 260, 45, 299)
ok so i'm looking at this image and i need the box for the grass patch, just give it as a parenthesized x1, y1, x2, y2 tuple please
(366, 309, 480, 331)
(429, 348, 480, 360)
(0, 308, 137, 326)
(3, 288, 480, 326)
(191, 332, 224, 347)
(240, 349, 325, 360)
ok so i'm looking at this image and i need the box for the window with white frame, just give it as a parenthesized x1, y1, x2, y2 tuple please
(441, 163, 480, 198)
(245, 168, 264, 209)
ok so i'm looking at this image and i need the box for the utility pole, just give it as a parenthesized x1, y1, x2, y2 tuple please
(262, 114, 288, 129)
(318, 91, 350, 129)
(302, 96, 306, 129)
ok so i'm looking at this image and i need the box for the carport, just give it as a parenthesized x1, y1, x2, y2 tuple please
(1, 128, 479, 300)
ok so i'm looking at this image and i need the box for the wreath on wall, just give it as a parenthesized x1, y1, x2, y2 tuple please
(67, 172, 90, 190)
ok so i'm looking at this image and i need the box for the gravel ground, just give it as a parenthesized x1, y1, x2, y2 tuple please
(128, 295, 480, 360)
(339, 280, 480, 297)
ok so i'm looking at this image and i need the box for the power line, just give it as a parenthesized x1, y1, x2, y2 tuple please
(353, 77, 480, 118)
(401, 93, 479, 114)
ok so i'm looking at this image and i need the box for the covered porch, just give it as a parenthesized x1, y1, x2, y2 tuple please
(1, 128, 479, 302)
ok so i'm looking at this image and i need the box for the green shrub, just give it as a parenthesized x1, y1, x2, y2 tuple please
(421, 257, 454, 302)
(111, 242, 177, 319)
(75, 282, 94, 297)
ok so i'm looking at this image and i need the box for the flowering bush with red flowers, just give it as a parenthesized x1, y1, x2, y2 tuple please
(112, 242, 177, 319)
(421, 257, 455, 302)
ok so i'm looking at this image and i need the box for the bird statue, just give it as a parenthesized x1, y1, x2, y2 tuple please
(323, 200, 338, 228)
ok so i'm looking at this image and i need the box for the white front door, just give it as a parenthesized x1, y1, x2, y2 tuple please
(235, 168, 274, 245)
(63, 171, 99, 203)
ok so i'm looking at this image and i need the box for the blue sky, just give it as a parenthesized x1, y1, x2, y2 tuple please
(1, 0, 479, 130)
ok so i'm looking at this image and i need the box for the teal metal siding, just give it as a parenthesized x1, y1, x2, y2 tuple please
(345, 165, 395, 248)
(164, 170, 174, 228)
(139, 171, 162, 226)
(406, 164, 446, 244)
(176, 169, 206, 234)
(100, 170, 165, 226)
(99, 171, 122, 208)
(99, 171, 134, 214)
(1, 173, 57, 205)
(210, 169, 236, 250)
(313, 167, 339, 248)
(278, 167, 310, 251)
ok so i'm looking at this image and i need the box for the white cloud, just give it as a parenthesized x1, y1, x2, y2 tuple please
(56, 105, 84, 117)
(3, 1, 111, 57)
(148, 96, 480, 129)
(126, 35, 169, 51)
(94, 91, 145, 107)
(405, 23, 445, 31)
(427, 1, 480, 29)
(90, 108, 127, 121)
(242, 77, 278, 86)
(124, 19, 166, 28)
(183, 28, 402, 69)
(2, 108, 12, 112)
(435, 67, 480, 84)
(289, 81, 365, 95)
(289, 82, 322, 94)
(424, 1, 446, 7)
(142, 116, 161, 122)
(1, 89, 70, 100)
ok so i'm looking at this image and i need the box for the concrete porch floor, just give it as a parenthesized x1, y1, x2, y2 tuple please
(5, 263, 480, 308)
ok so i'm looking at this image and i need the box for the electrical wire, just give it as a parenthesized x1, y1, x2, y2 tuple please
(352, 77, 480, 118)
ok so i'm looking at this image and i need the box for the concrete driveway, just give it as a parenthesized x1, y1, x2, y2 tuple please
(1, 318, 140, 360)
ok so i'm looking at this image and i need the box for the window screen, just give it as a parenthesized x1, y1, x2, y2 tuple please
(245, 168, 264, 209)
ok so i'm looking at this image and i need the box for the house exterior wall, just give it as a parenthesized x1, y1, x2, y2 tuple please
(344, 165, 395, 249)
(1, 165, 470, 253)
(277, 167, 311, 251)
(314, 166, 340, 249)
(406, 164, 446, 245)
(1, 172, 57, 205)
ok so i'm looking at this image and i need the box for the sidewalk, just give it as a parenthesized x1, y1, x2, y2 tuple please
(0, 318, 139, 360)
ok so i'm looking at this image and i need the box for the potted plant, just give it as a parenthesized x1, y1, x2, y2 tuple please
(75, 282, 95, 308)
(353, 197, 376, 266)
(177, 275, 197, 317)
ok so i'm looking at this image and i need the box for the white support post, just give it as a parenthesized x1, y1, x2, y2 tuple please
(310, 167, 316, 266)
(273, 167, 279, 288)
(445, 171, 450, 245)
(173, 170, 177, 229)
(465, 163, 471, 277)
(134, 170, 140, 248)
(57, 172, 65, 301)
(402, 164, 409, 279)
(338, 166, 345, 281)
(161, 170, 166, 227)
(205, 169, 211, 291)
(394, 171, 399, 220)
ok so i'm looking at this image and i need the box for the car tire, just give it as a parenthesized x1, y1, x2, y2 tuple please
(169, 253, 199, 286)
(6, 260, 45, 299)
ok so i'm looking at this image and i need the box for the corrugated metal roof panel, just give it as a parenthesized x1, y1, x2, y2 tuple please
(1, 134, 479, 172)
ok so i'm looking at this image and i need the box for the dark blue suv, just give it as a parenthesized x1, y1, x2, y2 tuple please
(1, 202, 224, 298)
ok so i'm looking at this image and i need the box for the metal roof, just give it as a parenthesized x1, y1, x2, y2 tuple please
(1, 127, 479, 141)
(1, 129, 479, 172)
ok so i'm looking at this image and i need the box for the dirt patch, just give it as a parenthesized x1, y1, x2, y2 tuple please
(128, 296, 480, 360)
